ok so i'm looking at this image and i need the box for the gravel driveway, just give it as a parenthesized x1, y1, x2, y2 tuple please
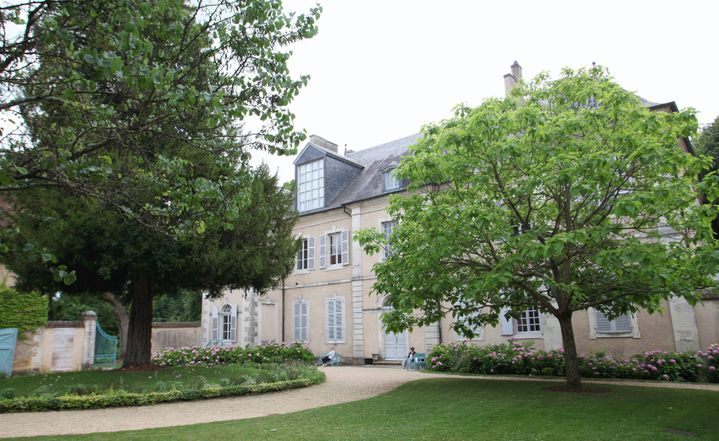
(1, 366, 717, 438)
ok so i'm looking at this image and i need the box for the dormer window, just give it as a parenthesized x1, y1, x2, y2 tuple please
(384, 167, 400, 191)
(298, 159, 324, 212)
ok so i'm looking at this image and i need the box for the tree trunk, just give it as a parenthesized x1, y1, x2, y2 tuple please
(123, 272, 153, 367)
(557, 312, 582, 389)
(102, 292, 129, 359)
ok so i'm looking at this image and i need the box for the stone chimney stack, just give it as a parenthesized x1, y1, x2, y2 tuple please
(309, 134, 338, 153)
(503, 60, 523, 97)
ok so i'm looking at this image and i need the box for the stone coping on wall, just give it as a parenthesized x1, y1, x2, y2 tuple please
(152, 321, 201, 328)
(45, 321, 84, 328)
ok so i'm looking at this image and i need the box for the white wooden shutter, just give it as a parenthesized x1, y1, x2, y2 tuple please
(293, 301, 301, 341)
(499, 307, 514, 336)
(211, 306, 219, 342)
(341, 230, 349, 265)
(614, 313, 632, 333)
(319, 234, 327, 268)
(595, 310, 613, 333)
(230, 304, 237, 342)
(326, 298, 335, 341)
(308, 236, 315, 270)
(300, 301, 308, 341)
(335, 298, 344, 340)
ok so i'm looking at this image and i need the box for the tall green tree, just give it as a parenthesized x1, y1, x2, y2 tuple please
(357, 66, 719, 388)
(2, 165, 298, 366)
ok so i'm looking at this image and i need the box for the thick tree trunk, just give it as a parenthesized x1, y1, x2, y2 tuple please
(557, 312, 582, 389)
(102, 292, 129, 359)
(123, 272, 153, 367)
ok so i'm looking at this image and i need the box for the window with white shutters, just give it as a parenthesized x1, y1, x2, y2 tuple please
(296, 236, 315, 271)
(220, 304, 237, 342)
(325, 230, 349, 266)
(326, 297, 345, 343)
(595, 310, 633, 334)
(293, 299, 309, 343)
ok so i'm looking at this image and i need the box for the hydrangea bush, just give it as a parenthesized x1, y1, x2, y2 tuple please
(429, 341, 719, 382)
(152, 342, 315, 367)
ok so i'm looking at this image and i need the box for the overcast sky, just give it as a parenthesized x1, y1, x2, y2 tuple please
(256, 0, 719, 182)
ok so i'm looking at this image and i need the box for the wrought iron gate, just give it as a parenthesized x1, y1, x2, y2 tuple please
(94, 323, 118, 368)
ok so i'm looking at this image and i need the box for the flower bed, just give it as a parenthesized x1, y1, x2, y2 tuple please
(428, 341, 719, 382)
(152, 342, 316, 367)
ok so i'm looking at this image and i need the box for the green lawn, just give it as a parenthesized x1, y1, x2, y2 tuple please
(14, 378, 719, 441)
(0, 364, 259, 397)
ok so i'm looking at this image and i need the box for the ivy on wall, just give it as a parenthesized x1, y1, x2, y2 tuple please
(0, 285, 48, 335)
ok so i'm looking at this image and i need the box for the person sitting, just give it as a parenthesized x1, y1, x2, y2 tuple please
(321, 347, 337, 367)
(402, 347, 417, 368)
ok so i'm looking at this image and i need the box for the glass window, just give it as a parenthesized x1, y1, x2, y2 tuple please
(298, 160, 324, 212)
(297, 237, 310, 270)
(384, 167, 400, 191)
(381, 220, 398, 260)
(220, 304, 232, 341)
(517, 307, 541, 333)
(329, 232, 343, 265)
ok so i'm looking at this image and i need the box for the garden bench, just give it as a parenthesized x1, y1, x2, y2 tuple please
(406, 352, 427, 370)
(318, 352, 341, 366)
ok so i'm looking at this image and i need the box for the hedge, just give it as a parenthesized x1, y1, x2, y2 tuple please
(0, 369, 325, 413)
(153, 342, 316, 366)
(0, 285, 47, 336)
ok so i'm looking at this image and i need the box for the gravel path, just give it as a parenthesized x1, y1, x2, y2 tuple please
(1, 366, 718, 439)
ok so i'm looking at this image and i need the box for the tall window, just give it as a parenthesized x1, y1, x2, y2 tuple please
(219, 304, 236, 342)
(329, 232, 343, 265)
(384, 167, 400, 191)
(296, 236, 315, 271)
(298, 159, 324, 212)
(381, 220, 398, 260)
(326, 297, 344, 343)
(293, 299, 309, 343)
(517, 307, 541, 333)
(595, 310, 632, 334)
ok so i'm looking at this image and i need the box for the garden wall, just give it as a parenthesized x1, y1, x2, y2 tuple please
(151, 322, 201, 353)
(12, 312, 96, 373)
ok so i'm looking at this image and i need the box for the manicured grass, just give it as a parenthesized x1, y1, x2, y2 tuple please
(0, 364, 259, 397)
(15, 378, 719, 441)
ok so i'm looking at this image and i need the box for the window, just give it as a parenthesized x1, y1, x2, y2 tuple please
(384, 167, 400, 191)
(320, 230, 349, 268)
(297, 160, 324, 212)
(326, 297, 345, 342)
(293, 299, 309, 343)
(296, 236, 315, 271)
(516, 307, 541, 334)
(381, 220, 398, 260)
(595, 310, 632, 334)
(214, 304, 236, 343)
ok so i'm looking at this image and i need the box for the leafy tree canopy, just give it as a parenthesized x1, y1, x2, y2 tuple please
(357, 66, 719, 387)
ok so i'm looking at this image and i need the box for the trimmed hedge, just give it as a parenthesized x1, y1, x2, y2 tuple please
(153, 342, 316, 366)
(0, 368, 325, 413)
(0, 285, 47, 336)
(429, 341, 718, 383)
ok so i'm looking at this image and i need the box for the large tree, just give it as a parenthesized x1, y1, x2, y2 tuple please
(357, 66, 719, 388)
(0, 0, 317, 366)
(695, 116, 719, 237)
(2, 165, 298, 366)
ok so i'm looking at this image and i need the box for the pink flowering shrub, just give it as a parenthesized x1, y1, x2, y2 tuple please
(428, 342, 717, 382)
(697, 343, 719, 382)
(152, 342, 315, 367)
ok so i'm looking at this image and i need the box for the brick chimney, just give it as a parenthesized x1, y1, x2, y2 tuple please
(503, 60, 523, 97)
(309, 134, 338, 153)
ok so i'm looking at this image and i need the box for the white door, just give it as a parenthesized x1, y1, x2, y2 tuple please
(383, 331, 407, 360)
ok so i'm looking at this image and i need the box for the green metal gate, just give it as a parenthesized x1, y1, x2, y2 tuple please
(94, 323, 118, 368)
(0, 328, 18, 377)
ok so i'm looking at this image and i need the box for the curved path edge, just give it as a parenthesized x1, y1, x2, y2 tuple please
(1, 366, 717, 438)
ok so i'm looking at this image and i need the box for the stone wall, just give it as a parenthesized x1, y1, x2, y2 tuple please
(151, 322, 201, 353)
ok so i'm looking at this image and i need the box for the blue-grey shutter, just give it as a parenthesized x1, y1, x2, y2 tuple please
(230, 304, 237, 342)
(296, 245, 302, 271)
(300, 301, 308, 341)
(308, 236, 315, 270)
(319, 234, 327, 268)
(326, 298, 335, 341)
(341, 230, 349, 265)
(499, 307, 514, 336)
(211, 306, 219, 342)
(595, 310, 613, 333)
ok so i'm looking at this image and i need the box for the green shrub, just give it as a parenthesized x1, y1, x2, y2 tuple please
(0, 388, 15, 399)
(0, 286, 48, 336)
(152, 342, 316, 367)
(698, 344, 719, 382)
